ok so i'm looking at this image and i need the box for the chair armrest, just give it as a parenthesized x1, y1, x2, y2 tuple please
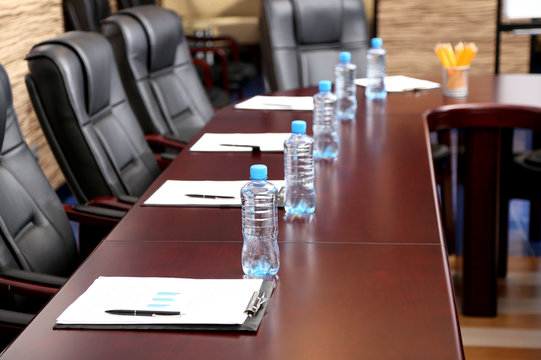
(0, 276, 57, 300)
(86, 196, 133, 211)
(64, 204, 123, 228)
(0, 309, 34, 328)
(1, 269, 65, 288)
(145, 133, 186, 151)
(117, 195, 138, 204)
(187, 35, 240, 62)
(192, 59, 214, 89)
(189, 47, 230, 92)
(154, 153, 172, 169)
(0, 269, 63, 299)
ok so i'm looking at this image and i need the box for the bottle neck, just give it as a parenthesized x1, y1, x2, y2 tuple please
(251, 178, 267, 186)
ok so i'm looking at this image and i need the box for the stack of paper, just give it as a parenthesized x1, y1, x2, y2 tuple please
(234, 95, 314, 111)
(190, 133, 290, 152)
(143, 180, 286, 207)
(56, 277, 264, 326)
(355, 75, 440, 92)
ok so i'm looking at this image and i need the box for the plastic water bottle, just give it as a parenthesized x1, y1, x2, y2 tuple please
(365, 37, 387, 99)
(313, 80, 339, 160)
(335, 51, 357, 121)
(241, 164, 279, 277)
(284, 120, 315, 215)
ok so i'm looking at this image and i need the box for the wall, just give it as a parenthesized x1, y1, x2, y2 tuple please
(378, 0, 529, 77)
(0, 1, 65, 188)
(0, 0, 117, 190)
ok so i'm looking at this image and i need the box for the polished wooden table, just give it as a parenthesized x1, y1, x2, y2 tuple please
(3, 74, 539, 359)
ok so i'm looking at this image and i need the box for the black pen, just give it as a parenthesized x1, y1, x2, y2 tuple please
(184, 194, 235, 199)
(105, 310, 181, 317)
(219, 144, 261, 153)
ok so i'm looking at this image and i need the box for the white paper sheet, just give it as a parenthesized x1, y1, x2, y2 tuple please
(234, 95, 314, 111)
(143, 180, 286, 207)
(56, 277, 264, 325)
(190, 133, 290, 152)
(355, 75, 440, 92)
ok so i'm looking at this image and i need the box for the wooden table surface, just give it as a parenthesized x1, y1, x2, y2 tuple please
(3, 74, 540, 359)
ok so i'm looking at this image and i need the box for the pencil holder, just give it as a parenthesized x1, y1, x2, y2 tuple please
(442, 66, 469, 97)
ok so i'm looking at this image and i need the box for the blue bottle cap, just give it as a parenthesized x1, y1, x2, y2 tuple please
(250, 164, 267, 180)
(318, 80, 332, 92)
(339, 51, 351, 64)
(371, 37, 383, 49)
(291, 120, 306, 134)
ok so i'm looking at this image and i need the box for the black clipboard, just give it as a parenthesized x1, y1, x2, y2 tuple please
(54, 280, 274, 333)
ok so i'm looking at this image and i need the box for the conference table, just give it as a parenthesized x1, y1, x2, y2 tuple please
(2, 74, 540, 359)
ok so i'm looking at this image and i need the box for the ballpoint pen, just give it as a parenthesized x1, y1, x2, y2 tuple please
(105, 310, 181, 317)
(219, 144, 261, 153)
(261, 102, 293, 109)
(184, 194, 235, 199)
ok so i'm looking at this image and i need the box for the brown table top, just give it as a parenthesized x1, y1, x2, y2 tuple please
(5, 74, 540, 359)
(2, 242, 461, 360)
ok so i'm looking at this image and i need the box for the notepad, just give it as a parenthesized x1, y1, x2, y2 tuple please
(55, 277, 265, 326)
(190, 133, 290, 152)
(355, 75, 440, 92)
(143, 180, 286, 207)
(234, 95, 314, 111)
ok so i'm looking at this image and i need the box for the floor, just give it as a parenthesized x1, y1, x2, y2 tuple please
(451, 201, 541, 359)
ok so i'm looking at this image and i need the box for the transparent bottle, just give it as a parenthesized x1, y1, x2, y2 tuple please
(365, 37, 387, 99)
(335, 51, 358, 121)
(284, 120, 315, 215)
(313, 80, 339, 160)
(241, 164, 279, 277)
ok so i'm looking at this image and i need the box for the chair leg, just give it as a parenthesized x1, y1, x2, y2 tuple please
(529, 199, 541, 242)
(498, 199, 509, 278)
(439, 171, 455, 254)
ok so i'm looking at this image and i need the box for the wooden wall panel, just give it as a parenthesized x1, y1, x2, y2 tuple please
(378, 0, 529, 78)
(0, 0, 65, 188)
(0, 0, 114, 190)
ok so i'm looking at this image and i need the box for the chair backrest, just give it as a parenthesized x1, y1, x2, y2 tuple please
(0, 64, 77, 278)
(25, 31, 160, 204)
(62, 0, 112, 32)
(260, 0, 369, 91)
(425, 103, 541, 315)
(102, 5, 214, 143)
(426, 104, 541, 133)
(117, 0, 156, 9)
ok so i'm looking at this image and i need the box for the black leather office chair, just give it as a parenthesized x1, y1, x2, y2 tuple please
(117, 0, 155, 8)
(0, 63, 118, 342)
(102, 5, 214, 144)
(260, 0, 369, 91)
(1, 60, 131, 345)
(1, 65, 79, 283)
(61, 0, 229, 108)
(25, 31, 162, 205)
(62, 0, 111, 32)
(426, 103, 541, 314)
(117, 0, 257, 99)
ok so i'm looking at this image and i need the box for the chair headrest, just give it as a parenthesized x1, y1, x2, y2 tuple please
(119, 5, 183, 72)
(63, 0, 112, 32)
(0, 64, 10, 151)
(292, 0, 343, 45)
(28, 31, 112, 117)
